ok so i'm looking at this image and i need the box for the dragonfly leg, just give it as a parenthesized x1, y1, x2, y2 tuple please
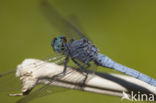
(71, 58, 89, 86)
(53, 55, 69, 79)
(71, 59, 87, 72)
(53, 41, 70, 78)
(63, 55, 69, 73)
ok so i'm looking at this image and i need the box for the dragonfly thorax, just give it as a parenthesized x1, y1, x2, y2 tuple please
(65, 38, 98, 64)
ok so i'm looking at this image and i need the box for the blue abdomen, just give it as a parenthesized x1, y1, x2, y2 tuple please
(95, 54, 156, 87)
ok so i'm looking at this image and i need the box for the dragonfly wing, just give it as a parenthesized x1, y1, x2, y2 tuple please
(16, 64, 87, 103)
(0, 53, 65, 95)
(43, 53, 66, 64)
(16, 85, 68, 103)
(16, 66, 87, 103)
(68, 15, 86, 35)
(0, 71, 21, 94)
(68, 15, 92, 42)
(0, 69, 15, 78)
(40, 0, 89, 40)
(0, 55, 92, 103)
(0, 53, 65, 78)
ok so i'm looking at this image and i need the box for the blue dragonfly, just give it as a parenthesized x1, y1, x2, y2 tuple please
(0, 1, 156, 103)
(41, 1, 156, 87)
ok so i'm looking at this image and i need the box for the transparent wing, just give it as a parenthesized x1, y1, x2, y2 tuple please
(0, 70, 15, 78)
(16, 67, 88, 103)
(0, 53, 65, 95)
(40, 0, 89, 40)
(16, 65, 89, 103)
(0, 53, 88, 103)
(16, 85, 68, 103)
(67, 15, 92, 41)
(0, 53, 65, 79)
(68, 15, 86, 35)
(0, 71, 21, 94)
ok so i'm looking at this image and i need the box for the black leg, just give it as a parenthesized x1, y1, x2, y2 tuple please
(71, 58, 89, 86)
(71, 58, 87, 72)
(63, 55, 69, 73)
(54, 55, 69, 79)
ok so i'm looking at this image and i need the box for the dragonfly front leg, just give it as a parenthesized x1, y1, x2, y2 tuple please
(53, 55, 69, 79)
(63, 55, 69, 74)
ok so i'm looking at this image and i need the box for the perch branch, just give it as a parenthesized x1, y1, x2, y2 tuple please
(9, 59, 156, 100)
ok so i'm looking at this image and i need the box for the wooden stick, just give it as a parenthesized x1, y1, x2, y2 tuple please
(10, 59, 156, 101)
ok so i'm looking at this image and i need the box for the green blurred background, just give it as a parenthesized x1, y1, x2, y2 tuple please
(0, 0, 156, 103)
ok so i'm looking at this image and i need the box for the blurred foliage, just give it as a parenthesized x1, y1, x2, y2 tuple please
(0, 0, 156, 103)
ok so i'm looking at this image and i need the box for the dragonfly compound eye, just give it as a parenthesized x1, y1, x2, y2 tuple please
(51, 36, 66, 53)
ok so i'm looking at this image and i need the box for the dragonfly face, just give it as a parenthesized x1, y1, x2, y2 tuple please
(52, 36, 67, 53)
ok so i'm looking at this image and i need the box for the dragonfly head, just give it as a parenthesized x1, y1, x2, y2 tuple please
(51, 36, 67, 53)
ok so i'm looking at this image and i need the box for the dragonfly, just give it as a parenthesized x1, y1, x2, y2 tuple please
(0, 0, 156, 103)
(40, 1, 156, 87)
